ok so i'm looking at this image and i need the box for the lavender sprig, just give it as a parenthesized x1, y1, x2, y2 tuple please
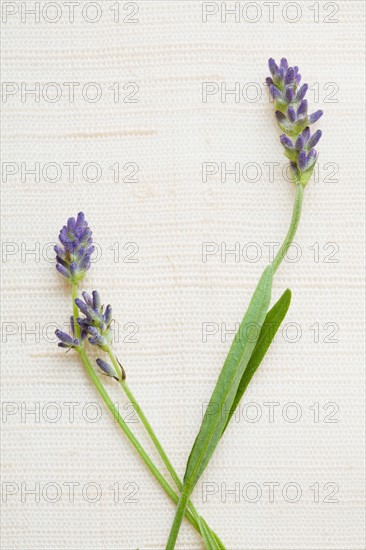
(267, 57, 323, 187)
(55, 212, 94, 284)
(53, 215, 223, 548)
(166, 58, 325, 549)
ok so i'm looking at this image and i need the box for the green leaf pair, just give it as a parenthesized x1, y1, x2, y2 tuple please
(166, 267, 292, 549)
(184, 266, 274, 489)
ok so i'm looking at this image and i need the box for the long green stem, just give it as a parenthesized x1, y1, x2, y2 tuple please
(70, 287, 223, 547)
(76, 347, 200, 533)
(106, 348, 225, 549)
(272, 183, 304, 273)
(166, 483, 193, 550)
(71, 288, 224, 547)
(107, 349, 182, 488)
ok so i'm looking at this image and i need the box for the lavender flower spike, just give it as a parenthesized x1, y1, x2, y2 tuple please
(266, 57, 323, 186)
(55, 212, 94, 284)
(75, 290, 113, 351)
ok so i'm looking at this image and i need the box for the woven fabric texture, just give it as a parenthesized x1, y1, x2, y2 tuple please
(1, 1, 365, 549)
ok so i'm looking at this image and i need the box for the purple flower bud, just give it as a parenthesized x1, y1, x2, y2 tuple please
(56, 264, 70, 279)
(76, 212, 85, 226)
(309, 110, 323, 124)
(302, 127, 310, 143)
(296, 84, 308, 101)
(297, 151, 307, 171)
(75, 298, 89, 316)
(55, 329, 79, 349)
(266, 77, 274, 87)
(104, 305, 112, 325)
(277, 67, 285, 81)
(55, 330, 74, 345)
(287, 106, 296, 122)
(96, 358, 118, 380)
(280, 134, 293, 148)
(89, 333, 107, 347)
(285, 87, 294, 102)
(67, 217, 76, 231)
(87, 326, 98, 336)
(295, 73, 301, 85)
(284, 67, 295, 85)
(79, 254, 91, 271)
(92, 290, 101, 310)
(307, 149, 318, 167)
(295, 135, 305, 151)
(280, 58, 288, 71)
(307, 129, 322, 148)
(82, 291, 93, 307)
(268, 58, 278, 77)
(54, 245, 66, 259)
(269, 85, 281, 99)
(297, 100, 308, 118)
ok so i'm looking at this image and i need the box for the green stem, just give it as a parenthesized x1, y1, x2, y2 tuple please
(107, 348, 225, 549)
(107, 349, 182, 489)
(272, 183, 304, 274)
(71, 283, 80, 340)
(166, 483, 193, 550)
(76, 347, 200, 533)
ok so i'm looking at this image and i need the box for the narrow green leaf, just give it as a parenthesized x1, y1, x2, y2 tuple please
(198, 516, 221, 550)
(223, 288, 292, 432)
(183, 266, 273, 489)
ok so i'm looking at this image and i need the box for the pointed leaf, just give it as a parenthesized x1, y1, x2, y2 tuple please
(183, 266, 273, 489)
(223, 288, 292, 432)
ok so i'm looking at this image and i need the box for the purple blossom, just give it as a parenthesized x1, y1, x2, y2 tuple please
(267, 58, 323, 184)
(284, 67, 295, 86)
(307, 129, 322, 148)
(268, 58, 278, 77)
(309, 110, 323, 124)
(280, 134, 293, 149)
(295, 135, 305, 151)
(55, 212, 94, 283)
(280, 58, 288, 71)
(296, 84, 308, 101)
(302, 127, 311, 144)
(297, 100, 308, 118)
(287, 106, 296, 123)
(75, 290, 113, 351)
(297, 151, 308, 171)
(96, 358, 119, 381)
(285, 87, 294, 103)
(269, 84, 281, 99)
(55, 316, 86, 349)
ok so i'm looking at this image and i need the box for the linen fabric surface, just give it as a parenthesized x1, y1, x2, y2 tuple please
(1, 1, 365, 549)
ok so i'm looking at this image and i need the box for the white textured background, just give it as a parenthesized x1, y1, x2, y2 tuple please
(1, 1, 365, 549)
